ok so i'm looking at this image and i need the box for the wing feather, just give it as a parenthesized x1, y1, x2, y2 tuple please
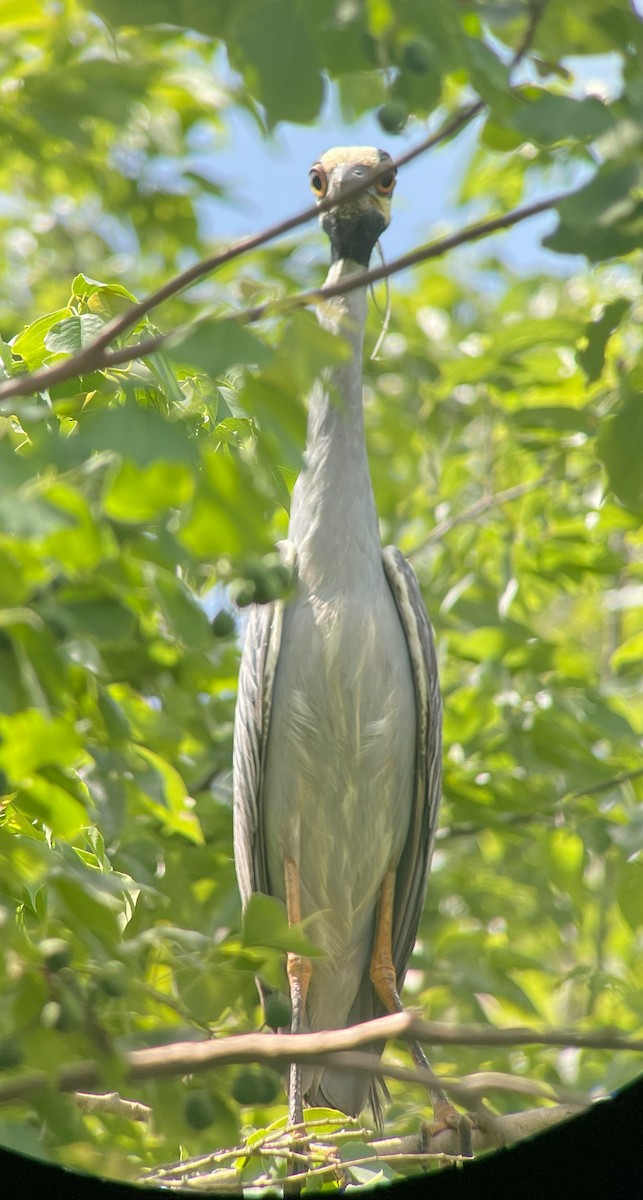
(382, 545, 443, 983)
(232, 544, 295, 905)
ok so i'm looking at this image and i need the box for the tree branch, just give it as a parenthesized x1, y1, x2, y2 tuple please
(0, 1012, 638, 1109)
(0, 191, 567, 404)
(74, 1091, 151, 1122)
(141, 1104, 586, 1190)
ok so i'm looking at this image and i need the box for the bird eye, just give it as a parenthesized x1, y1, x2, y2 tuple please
(309, 166, 328, 197)
(376, 169, 396, 195)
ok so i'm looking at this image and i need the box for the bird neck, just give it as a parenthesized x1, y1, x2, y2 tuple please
(289, 259, 381, 592)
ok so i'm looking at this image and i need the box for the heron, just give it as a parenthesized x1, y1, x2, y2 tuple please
(233, 146, 459, 1138)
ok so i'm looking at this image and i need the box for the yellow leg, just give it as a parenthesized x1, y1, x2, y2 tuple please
(370, 870, 473, 1157)
(284, 856, 312, 1128)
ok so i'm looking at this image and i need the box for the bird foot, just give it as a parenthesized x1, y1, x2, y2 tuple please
(423, 1105, 474, 1158)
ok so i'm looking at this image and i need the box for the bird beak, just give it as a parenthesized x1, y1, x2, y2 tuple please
(321, 164, 390, 268)
(328, 163, 384, 209)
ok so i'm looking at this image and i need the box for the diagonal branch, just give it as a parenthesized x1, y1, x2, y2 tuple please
(0, 191, 566, 403)
(0, 1, 551, 406)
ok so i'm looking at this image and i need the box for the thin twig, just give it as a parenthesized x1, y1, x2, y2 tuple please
(410, 476, 549, 558)
(143, 1105, 586, 1189)
(74, 1091, 151, 1122)
(442, 767, 643, 841)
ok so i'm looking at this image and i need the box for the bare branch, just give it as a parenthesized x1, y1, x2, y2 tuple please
(0, 1012, 638, 1110)
(0, 191, 567, 403)
(74, 1091, 151, 1122)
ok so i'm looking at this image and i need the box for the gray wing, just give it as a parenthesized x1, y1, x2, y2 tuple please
(382, 545, 443, 985)
(232, 544, 295, 907)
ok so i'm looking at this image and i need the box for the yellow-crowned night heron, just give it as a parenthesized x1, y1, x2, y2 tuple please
(233, 147, 456, 1134)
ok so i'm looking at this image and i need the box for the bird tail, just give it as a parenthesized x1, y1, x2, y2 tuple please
(305, 976, 388, 1131)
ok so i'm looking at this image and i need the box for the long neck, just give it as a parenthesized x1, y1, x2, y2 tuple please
(289, 259, 381, 595)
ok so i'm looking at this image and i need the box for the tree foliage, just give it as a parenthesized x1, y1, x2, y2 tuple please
(0, 0, 642, 1188)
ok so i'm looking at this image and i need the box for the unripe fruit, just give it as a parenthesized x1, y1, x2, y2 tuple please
(41, 990, 83, 1032)
(0, 1038, 25, 1070)
(184, 1089, 217, 1130)
(402, 39, 434, 74)
(232, 581, 256, 608)
(211, 610, 235, 638)
(377, 101, 409, 134)
(264, 995, 292, 1031)
(232, 1067, 280, 1106)
(97, 963, 127, 998)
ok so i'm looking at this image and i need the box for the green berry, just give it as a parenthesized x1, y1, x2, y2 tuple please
(211, 610, 236, 638)
(377, 101, 409, 134)
(40, 938, 72, 971)
(402, 39, 434, 74)
(232, 580, 256, 608)
(184, 1089, 216, 1130)
(232, 1067, 280, 1106)
(252, 570, 282, 605)
(264, 995, 292, 1031)
(97, 963, 127, 998)
(56, 989, 84, 1032)
(0, 1038, 25, 1070)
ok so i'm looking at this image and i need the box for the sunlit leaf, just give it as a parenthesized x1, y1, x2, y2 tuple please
(241, 894, 324, 957)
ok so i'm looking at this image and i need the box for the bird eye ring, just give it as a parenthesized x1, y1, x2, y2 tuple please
(309, 166, 328, 197)
(375, 169, 397, 195)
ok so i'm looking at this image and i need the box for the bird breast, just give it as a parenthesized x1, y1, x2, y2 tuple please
(261, 573, 416, 964)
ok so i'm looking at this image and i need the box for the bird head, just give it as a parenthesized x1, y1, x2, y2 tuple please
(309, 146, 396, 269)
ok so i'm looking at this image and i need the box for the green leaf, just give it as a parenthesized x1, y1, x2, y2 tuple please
(91, 0, 229, 35)
(51, 874, 123, 941)
(231, 0, 323, 126)
(15, 774, 89, 838)
(168, 319, 271, 376)
(616, 861, 643, 931)
(11, 309, 70, 369)
(178, 451, 273, 559)
(610, 631, 643, 672)
(512, 92, 613, 145)
(577, 298, 631, 383)
(544, 163, 643, 260)
(103, 460, 195, 523)
(81, 404, 197, 467)
(134, 746, 204, 845)
(463, 37, 510, 107)
(72, 274, 138, 320)
(598, 388, 643, 513)
(0, 710, 83, 782)
(241, 894, 323, 957)
(44, 314, 105, 355)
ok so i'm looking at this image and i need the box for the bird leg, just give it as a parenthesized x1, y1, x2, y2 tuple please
(370, 870, 473, 1157)
(284, 856, 312, 1129)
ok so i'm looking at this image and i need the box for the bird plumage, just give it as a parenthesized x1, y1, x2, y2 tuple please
(232, 147, 442, 1122)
